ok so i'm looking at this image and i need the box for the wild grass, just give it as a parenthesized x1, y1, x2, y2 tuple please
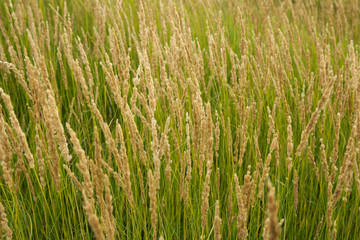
(0, 0, 360, 239)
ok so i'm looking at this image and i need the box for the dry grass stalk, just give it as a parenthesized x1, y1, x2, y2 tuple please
(66, 123, 93, 199)
(184, 113, 192, 204)
(162, 117, 171, 181)
(0, 88, 34, 168)
(148, 170, 157, 240)
(0, 202, 12, 240)
(0, 117, 14, 189)
(0, 61, 31, 97)
(286, 115, 293, 171)
(35, 126, 45, 187)
(44, 90, 71, 163)
(63, 164, 83, 190)
(214, 200, 222, 240)
(201, 167, 211, 232)
(296, 77, 335, 157)
(151, 119, 161, 191)
(263, 180, 282, 240)
(313, 215, 324, 240)
(293, 171, 298, 214)
(234, 174, 248, 239)
(215, 111, 220, 159)
(83, 191, 105, 240)
(258, 133, 278, 198)
(93, 126, 105, 203)
(227, 182, 234, 234)
(331, 118, 357, 211)
(115, 121, 134, 205)
(104, 175, 116, 240)
(320, 138, 330, 182)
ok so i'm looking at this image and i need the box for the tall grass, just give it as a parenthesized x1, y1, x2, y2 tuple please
(0, 0, 360, 239)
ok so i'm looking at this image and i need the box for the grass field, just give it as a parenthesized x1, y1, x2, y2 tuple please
(0, 0, 360, 239)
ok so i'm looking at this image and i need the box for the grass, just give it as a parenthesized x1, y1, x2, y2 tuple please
(0, 0, 360, 239)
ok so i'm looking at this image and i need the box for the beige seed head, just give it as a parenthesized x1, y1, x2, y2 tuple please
(0, 202, 12, 240)
(148, 170, 157, 240)
(214, 200, 222, 240)
(263, 180, 282, 240)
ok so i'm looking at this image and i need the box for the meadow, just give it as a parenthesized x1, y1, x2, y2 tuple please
(0, 0, 360, 239)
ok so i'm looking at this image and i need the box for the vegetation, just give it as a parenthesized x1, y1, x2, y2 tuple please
(0, 0, 360, 239)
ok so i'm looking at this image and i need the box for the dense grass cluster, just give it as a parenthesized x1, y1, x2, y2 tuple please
(0, 0, 360, 239)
